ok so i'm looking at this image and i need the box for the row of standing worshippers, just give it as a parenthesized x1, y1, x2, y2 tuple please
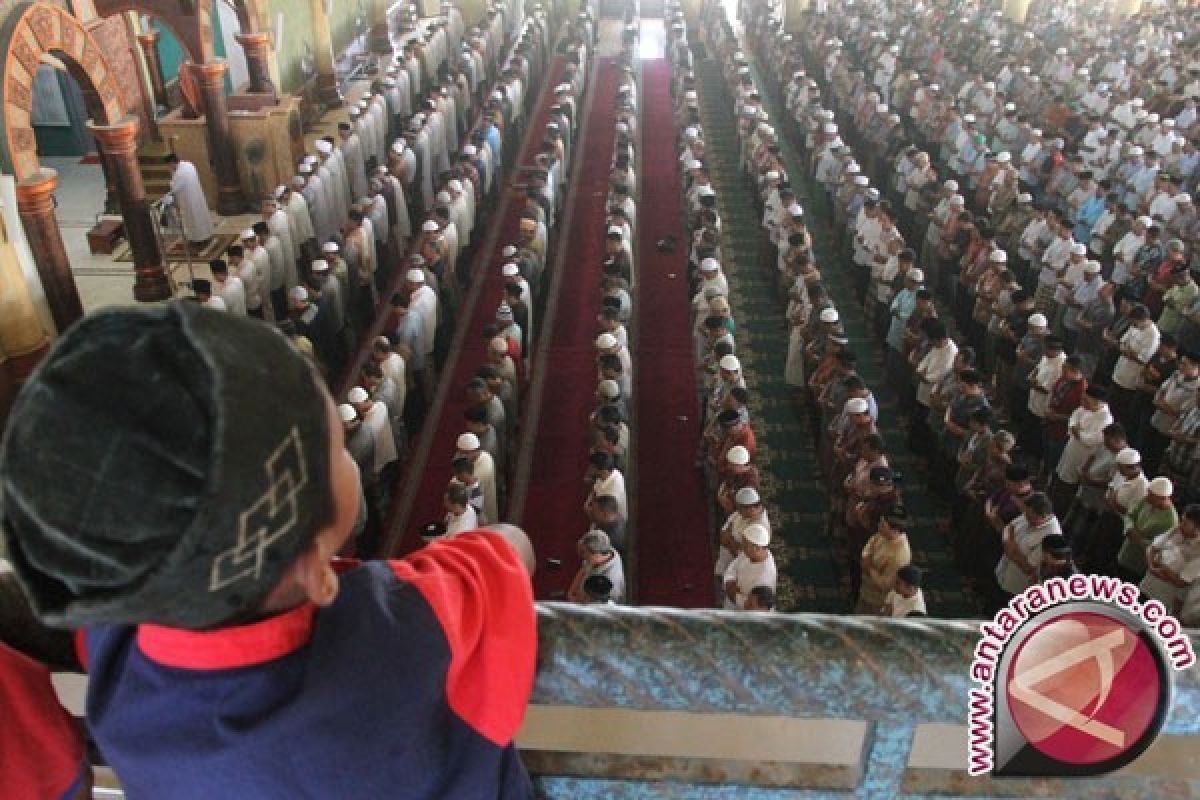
(662, 9, 781, 615)
(700, 7, 921, 618)
(198, 2, 573, 557)
(734, 1, 1199, 621)
(394, 18, 604, 555)
(560, 18, 645, 608)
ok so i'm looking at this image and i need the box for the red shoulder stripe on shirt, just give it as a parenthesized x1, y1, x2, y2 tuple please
(390, 530, 536, 746)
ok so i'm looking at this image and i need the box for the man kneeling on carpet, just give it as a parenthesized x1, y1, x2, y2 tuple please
(0, 302, 539, 799)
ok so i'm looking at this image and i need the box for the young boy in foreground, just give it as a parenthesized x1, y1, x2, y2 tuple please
(0, 303, 538, 799)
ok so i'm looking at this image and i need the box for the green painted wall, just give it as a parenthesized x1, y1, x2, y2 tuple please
(268, 0, 318, 94)
(330, 0, 366, 54)
(154, 17, 232, 95)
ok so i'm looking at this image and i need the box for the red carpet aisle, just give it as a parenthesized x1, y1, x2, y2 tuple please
(634, 59, 711, 607)
(518, 58, 620, 599)
(388, 58, 568, 554)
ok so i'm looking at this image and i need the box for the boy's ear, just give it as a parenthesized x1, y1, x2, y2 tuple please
(292, 535, 340, 607)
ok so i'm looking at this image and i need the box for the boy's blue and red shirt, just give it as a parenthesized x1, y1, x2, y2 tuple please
(79, 532, 538, 799)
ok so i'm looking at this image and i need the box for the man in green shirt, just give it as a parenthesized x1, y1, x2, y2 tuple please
(1117, 477, 1180, 582)
(1159, 265, 1199, 336)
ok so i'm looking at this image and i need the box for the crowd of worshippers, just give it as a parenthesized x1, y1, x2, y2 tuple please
(193, 1, 594, 553)
(372, 13, 614, 570)
(679, 0, 1200, 621)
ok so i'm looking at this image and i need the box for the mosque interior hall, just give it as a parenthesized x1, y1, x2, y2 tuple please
(0, 0, 1199, 797)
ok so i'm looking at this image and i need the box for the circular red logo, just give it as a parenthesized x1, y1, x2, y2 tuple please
(1005, 611, 1163, 766)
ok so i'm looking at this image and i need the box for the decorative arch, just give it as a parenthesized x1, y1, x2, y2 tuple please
(92, 0, 207, 62)
(0, 1, 125, 180)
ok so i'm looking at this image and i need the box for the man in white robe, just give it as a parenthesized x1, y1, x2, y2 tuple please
(339, 120, 369, 205)
(315, 140, 348, 229)
(167, 155, 214, 243)
(263, 196, 297, 284)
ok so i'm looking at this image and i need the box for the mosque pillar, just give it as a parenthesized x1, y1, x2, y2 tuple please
(81, 88, 122, 214)
(187, 60, 245, 215)
(1113, 0, 1141, 17)
(16, 170, 83, 332)
(370, 0, 393, 55)
(783, 0, 811, 33)
(89, 117, 172, 303)
(0, 211, 52, 410)
(1002, 0, 1031, 24)
(137, 29, 169, 111)
(309, 0, 344, 107)
(235, 31, 276, 97)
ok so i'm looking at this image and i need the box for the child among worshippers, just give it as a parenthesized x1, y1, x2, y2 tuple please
(882, 565, 927, 618)
(0, 303, 538, 798)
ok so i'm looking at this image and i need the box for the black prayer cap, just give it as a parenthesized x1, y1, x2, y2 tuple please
(0, 302, 333, 629)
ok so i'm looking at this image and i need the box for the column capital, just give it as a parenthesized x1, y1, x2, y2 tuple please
(15, 168, 58, 214)
(136, 29, 160, 47)
(188, 59, 229, 88)
(234, 31, 271, 49)
(88, 116, 141, 156)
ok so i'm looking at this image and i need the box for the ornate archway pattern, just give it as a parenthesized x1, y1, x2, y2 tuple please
(0, 2, 125, 181)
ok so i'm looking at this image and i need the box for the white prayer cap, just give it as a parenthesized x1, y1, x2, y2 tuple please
(596, 333, 617, 350)
(1084, 261, 1102, 274)
(766, 170, 780, 181)
(391, 139, 407, 154)
(996, 151, 1011, 163)
(1132, 97, 1144, 107)
(963, 114, 976, 123)
(1136, 215, 1153, 227)
(555, 82, 571, 93)
(490, 90, 502, 100)
(1148, 113, 1160, 124)
(436, 190, 452, 204)
(422, 219, 440, 232)
(819, 308, 839, 323)
(700, 257, 720, 273)
(347, 387, 371, 406)
(338, 404, 357, 423)
(846, 163, 861, 174)
(853, 175, 870, 186)
(845, 397, 869, 414)
(949, 194, 965, 206)
(943, 179, 958, 190)
(719, 354, 741, 372)
(501, 262, 520, 277)
(1030, 128, 1042, 137)
(789, 204, 804, 217)
(735, 487, 760, 505)
(1070, 243, 1087, 255)
(741, 523, 770, 546)
(1076, 67, 1089, 76)
(876, 103, 888, 113)
(1176, 193, 1193, 204)
(909, 269, 925, 283)
(311, 259, 329, 273)
(348, 107, 361, 118)
(726, 446, 751, 466)
(273, 185, 288, 199)
(1130, 146, 1144, 156)
(406, 268, 425, 282)
(1055, 47, 1067, 55)
(502, 244, 518, 258)
(1164, 119, 1176, 128)
(1028, 313, 1048, 328)
(607, 226, 624, 237)
(1115, 447, 1141, 466)
(990, 250, 1008, 263)
(448, 179, 463, 192)
(376, 165, 389, 177)
(463, 144, 476, 155)
(686, 159, 702, 170)
(456, 432, 481, 452)
(292, 175, 306, 187)
(1004, 103, 1016, 112)
(240, 228, 256, 240)
(888, 44, 899, 53)
(737, 66, 750, 75)
(315, 139, 333, 154)
(598, 379, 620, 398)
(489, 336, 509, 353)
(928, 83, 940, 91)
(822, 123, 838, 133)
(1017, 193, 1032, 203)
(323, 241, 340, 253)
(291, 286, 309, 304)
(866, 188, 881, 201)
(1148, 477, 1173, 497)
(298, 164, 314, 175)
